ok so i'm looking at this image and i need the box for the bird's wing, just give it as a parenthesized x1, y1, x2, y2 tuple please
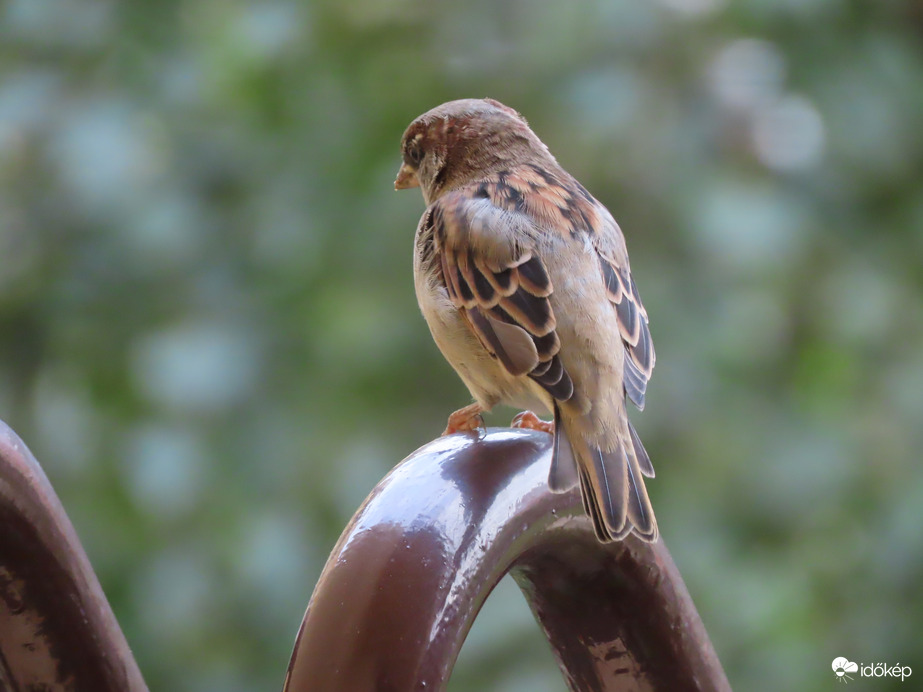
(472, 164, 655, 410)
(426, 186, 575, 402)
(595, 245, 656, 410)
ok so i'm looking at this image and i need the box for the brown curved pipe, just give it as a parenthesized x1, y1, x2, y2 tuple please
(284, 428, 730, 692)
(0, 418, 729, 691)
(0, 420, 148, 692)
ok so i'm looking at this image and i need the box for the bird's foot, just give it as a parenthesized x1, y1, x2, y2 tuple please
(511, 410, 554, 434)
(443, 403, 486, 436)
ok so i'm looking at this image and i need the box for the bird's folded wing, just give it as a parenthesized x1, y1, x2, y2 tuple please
(428, 190, 574, 401)
(596, 251, 655, 410)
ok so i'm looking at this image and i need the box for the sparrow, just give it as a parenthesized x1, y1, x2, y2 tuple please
(395, 98, 658, 543)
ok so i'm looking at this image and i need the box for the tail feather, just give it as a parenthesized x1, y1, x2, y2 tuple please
(628, 420, 655, 478)
(548, 404, 579, 492)
(591, 445, 629, 538)
(578, 467, 621, 543)
(554, 411, 658, 543)
(625, 444, 656, 540)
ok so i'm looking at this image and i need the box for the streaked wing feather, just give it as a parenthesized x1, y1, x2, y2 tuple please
(598, 254, 655, 409)
(430, 187, 575, 402)
(465, 309, 539, 376)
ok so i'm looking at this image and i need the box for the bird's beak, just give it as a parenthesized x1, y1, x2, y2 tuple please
(394, 163, 420, 191)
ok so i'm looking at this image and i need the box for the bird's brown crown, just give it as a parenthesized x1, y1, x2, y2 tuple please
(398, 98, 556, 202)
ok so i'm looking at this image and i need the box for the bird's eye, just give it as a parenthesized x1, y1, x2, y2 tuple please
(406, 142, 424, 166)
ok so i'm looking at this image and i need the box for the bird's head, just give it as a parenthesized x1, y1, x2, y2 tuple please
(395, 98, 554, 204)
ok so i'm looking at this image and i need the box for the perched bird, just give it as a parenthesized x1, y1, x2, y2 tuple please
(395, 99, 658, 542)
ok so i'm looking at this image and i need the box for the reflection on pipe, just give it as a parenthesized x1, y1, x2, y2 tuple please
(285, 429, 730, 692)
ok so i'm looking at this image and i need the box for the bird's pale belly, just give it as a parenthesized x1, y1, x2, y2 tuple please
(426, 297, 552, 416)
(452, 351, 552, 415)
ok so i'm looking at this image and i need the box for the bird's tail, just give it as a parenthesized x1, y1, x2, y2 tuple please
(549, 404, 658, 543)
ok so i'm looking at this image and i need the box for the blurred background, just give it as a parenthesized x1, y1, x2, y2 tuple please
(1, 0, 922, 690)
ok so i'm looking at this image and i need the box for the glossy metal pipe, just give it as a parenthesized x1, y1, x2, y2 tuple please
(0, 420, 148, 692)
(285, 428, 730, 692)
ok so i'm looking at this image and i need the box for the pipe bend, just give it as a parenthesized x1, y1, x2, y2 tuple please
(0, 420, 148, 692)
(285, 429, 729, 692)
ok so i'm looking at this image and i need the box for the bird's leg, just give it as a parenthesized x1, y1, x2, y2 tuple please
(511, 410, 554, 434)
(443, 403, 486, 436)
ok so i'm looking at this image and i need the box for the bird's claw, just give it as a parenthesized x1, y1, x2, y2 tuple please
(443, 403, 486, 436)
(511, 410, 554, 434)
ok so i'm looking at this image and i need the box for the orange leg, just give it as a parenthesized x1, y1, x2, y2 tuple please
(443, 403, 486, 436)
(511, 410, 554, 434)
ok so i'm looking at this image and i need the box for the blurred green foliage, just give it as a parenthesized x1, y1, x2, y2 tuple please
(2, 0, 922, 690)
